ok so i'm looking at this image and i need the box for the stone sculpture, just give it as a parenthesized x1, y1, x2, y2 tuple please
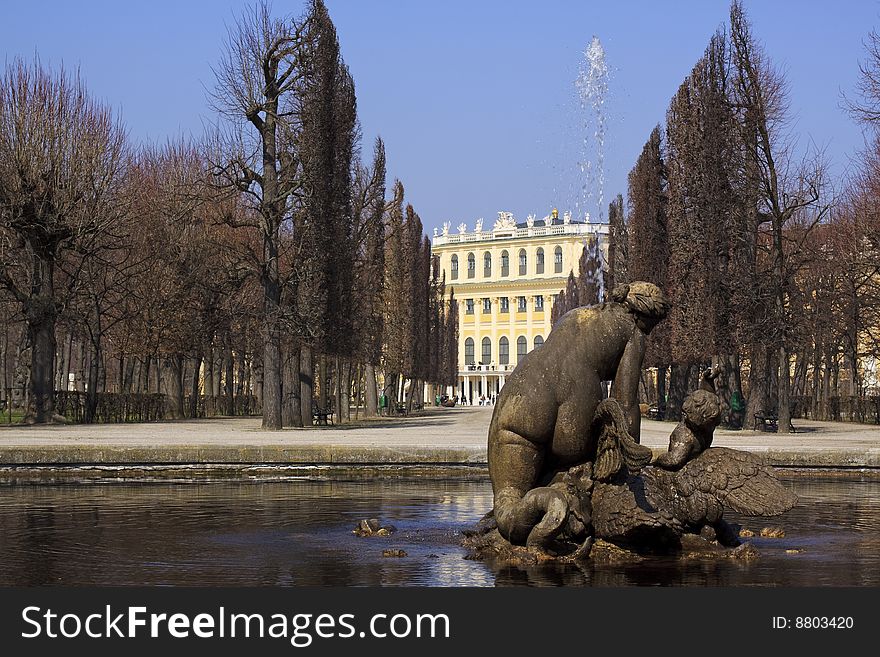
(472, 284, 797, 561)
(487, 282, 669, 548)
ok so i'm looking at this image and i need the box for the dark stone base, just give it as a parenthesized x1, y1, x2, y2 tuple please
(461, 518, 760, 566)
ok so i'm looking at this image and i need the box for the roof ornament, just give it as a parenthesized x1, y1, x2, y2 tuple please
(493, 211, 516, 231)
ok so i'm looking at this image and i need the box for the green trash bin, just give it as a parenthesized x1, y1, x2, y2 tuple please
(379, 394, 388, 415)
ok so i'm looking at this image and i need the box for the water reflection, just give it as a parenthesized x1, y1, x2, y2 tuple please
(0, 474, 877, 586)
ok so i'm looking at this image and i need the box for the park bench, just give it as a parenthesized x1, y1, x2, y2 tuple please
(312, 404, 333, 426)
(754, 411, 796, 433)
(648, 405, 665, 420)
(395, 402, 408, 417)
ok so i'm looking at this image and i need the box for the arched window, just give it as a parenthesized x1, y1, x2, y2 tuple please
(483, 251, 492, 277)
(518, 249, 527, 275)
(536, 247, 544, 274)
(450, 255, 459, 280)
(516, 336, 528, 360)
(464, 338, 475, 365)
(534, 335, 544, 349)
(467, 253, 475, 278)
(554, 246, 563, 273)
(481, 337, 492, 364)
(501, 250, 509, 277)
(499, 337, 510, 365)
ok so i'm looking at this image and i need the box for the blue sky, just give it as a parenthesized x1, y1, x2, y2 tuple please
(1, 1, 876, 234)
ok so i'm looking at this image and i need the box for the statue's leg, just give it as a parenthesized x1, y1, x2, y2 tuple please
(491, 430, 568, 548)
(550, 398, 596, 463)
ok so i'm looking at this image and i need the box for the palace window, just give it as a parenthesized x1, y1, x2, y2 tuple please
(517, 336, 528, 360)
(499, 337, 510, 365)
(518, 249, 527, 276)
(465, 338, 475, 365)
(467, 253, 475, 278)
(534, 335, 544, 349)
(535, 295, 544, 311)
(500, 297, 509, 313)
(451, 255, 459, 280)
(481, 337, 492, 364)
(536, 247, 544, 274)
(501, 250, 509, 277)
(554, 246, 563, 273)
(517, 296, 527, 312)
(483, 252, 492, 277)
(465, 298, 474, 314)
(482, 298, 491, 313)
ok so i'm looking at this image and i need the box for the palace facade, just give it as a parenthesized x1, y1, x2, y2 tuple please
(432, 209, 608, 404)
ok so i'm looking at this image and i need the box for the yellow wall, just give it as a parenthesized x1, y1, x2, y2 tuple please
(433, 226, 607, 373)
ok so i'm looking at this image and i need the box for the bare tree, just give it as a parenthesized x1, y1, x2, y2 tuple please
(730, 0, 832, 431)
(209, 1, 316, 429)
(0, 59, 126, 423)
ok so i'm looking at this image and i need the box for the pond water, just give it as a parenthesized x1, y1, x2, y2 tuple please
(0, 471, 877, 586)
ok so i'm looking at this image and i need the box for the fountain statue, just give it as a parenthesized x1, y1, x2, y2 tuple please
(465, 282, 797, 562)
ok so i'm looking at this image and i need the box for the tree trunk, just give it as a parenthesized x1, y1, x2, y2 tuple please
(204, 343, 214, 398)
(25, 307, 57, 423)
(55, 330, 66, 391)
(341, 359, 351, 422)
(656, 365, 668, 418)
(224, 342, 235, 416)
(189, 356, 202, 418)
(712, 354, 731, 423)
(777, 347, 792, 433)
(811, 347, 822, 420)
(354, 364, 362, 420)
(666, 364, 691, 421)
(282, 343, 303, 427)
(85, 339, 101, 424)
(364, 363, 378, 417)
(745, 345, 770, 429)
(334, 355, 343, 424)
(319, 355, 329, 411)
(728, 353, 744, 429)
(161, 355, 184, 420)
(300, 345, 314, 427)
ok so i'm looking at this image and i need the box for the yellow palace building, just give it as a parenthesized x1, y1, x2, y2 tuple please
(432, 208, 608, 404)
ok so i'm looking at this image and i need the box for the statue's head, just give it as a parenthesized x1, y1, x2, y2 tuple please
(682, 389, 722, 431)
(610, 282, 670, 333)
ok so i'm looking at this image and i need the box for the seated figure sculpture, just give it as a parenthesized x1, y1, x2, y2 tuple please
(487, 282, 670, 548)
(654, 384, 722, 470)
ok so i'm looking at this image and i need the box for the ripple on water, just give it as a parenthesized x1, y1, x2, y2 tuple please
(0, 474, 876, 586)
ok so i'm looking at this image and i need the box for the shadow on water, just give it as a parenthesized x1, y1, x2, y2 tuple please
(0, 473, 877, 586)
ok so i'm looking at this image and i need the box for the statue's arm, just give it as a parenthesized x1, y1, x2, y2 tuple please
(611, 329, 646, 442)
(654, 428, 693, 469)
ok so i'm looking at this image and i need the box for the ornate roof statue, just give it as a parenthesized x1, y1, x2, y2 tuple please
(526, 214, 535, 228)
(475, 218, 484, 233)
(442, 221, 450, 236)
(494, 211, 516, 231)
(457, 222, 467, 234)
(563, 210, 572, 225)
